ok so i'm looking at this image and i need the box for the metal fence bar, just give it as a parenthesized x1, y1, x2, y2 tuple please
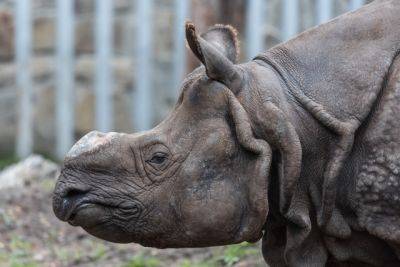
(349, 0, 365, 11)
(133, 0, 153, 131)
(56, 0, 75, 159)
(95, 0, 114, 132)
(246, 0, 264, 60)
(282, 0, 299, 41)
(171, 0, 189, 96)
(316, 0, 332, 24)
(15, 0, 33, 158)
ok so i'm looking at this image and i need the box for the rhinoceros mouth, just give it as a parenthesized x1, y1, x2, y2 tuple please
(66, 201, 119, 228)
(54, 195, 112, 223)
(67, 200, 143, 228)
(67, 202, 93, 224)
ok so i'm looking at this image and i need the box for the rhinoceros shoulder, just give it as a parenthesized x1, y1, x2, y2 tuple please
(354, 54, 400, 247)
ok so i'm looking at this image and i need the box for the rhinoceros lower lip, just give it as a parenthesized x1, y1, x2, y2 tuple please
(66, 201, 122, 225)
(67, 202, 93, 223)
(65, 201, 123, 227)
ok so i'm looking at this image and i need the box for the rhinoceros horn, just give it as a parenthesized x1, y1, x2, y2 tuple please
(185, 22, 243, 94)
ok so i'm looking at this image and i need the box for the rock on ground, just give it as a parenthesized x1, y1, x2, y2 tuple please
(0, 154, 59, 190)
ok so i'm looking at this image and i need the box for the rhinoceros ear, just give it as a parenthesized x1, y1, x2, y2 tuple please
(185, 22, 242, 93)
(200, 24, 240, 63)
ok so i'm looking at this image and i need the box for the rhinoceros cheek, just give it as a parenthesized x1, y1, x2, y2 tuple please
(179, 181, 243, 244)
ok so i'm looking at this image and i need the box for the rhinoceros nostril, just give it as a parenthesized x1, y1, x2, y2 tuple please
(53, 187, 90, 221)
(63, 187, 89, 200)
(63, 188, 88, 198)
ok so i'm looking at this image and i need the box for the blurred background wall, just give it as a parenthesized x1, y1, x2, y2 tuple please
(0, 0, 372, 159)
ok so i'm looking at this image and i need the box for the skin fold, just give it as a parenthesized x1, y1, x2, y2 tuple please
(53, 0, 400, 266)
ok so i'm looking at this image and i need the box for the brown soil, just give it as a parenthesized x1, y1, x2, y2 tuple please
(0, 178, 265, 267)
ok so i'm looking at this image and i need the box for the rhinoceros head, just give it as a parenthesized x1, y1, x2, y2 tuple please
(53, 23, 272, 248)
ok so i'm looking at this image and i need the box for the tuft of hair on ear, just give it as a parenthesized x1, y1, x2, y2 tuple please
(204, 24, 240, 63)
(185, 22, 240, 64)
(185, 21, 205, 62)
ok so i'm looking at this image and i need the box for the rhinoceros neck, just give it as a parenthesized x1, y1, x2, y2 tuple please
(253, 49, 301, 103)
(253, 51, 324, 141)
(256, 0, 400, 123)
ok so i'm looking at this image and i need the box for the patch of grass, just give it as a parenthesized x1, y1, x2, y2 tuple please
(9, 235, 33, 258)
(90, 243, 107, 261)
(179, 242, 258, 267)
(122, 253, 161, 267)
(0, 155, 18, 170)
(3, 236, 40, 267)
(0, 247, 8, 266)
(9, 262, 39, 267)
(53, 246, 87, 265)
(36, 151, 59, 164)
(0, 153, 58, 171)
(180, 259, 218, 267)
(0, 208, 15, 228)
(54, 247, 70, 263)
(220, 242, 258, 266)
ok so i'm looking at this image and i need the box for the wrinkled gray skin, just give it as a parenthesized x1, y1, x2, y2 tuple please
(53, 1, 400, 266)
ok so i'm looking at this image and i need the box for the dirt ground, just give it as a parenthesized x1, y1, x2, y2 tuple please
(0, 177, 266, 267)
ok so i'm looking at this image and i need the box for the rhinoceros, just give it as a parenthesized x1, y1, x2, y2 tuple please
(53, 0, 400, 266)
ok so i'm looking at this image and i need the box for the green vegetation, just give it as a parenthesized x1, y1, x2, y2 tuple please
(221, 242, 258, 266)
(0, 154, 18, 170)
(0, 153, 58, 171)
(1, 235, 261, 267)
(122, 253, 161, 267)
(90, 243, 107, 261)
(178, 242, 259, 267)
(0, 236, 39, 267)
(180, 259, 217, 267)
(51, 239, 108, 265)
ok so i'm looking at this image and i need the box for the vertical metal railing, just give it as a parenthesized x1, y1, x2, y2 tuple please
(15, 0, 33, 158)
(95, 0, 114, 132)
(172, 0, 190, 96)
(12, 0, 369, 158)
(246, 0, 264, 60)
(317, 0, 332, 24)
(133, 0, 153, 131)
(282, 0, 299, 41)
(349, 0, 365, 11)
(55, 0, 75, 159)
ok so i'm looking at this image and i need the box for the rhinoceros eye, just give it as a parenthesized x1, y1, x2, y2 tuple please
(148, 152, 168, 165)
